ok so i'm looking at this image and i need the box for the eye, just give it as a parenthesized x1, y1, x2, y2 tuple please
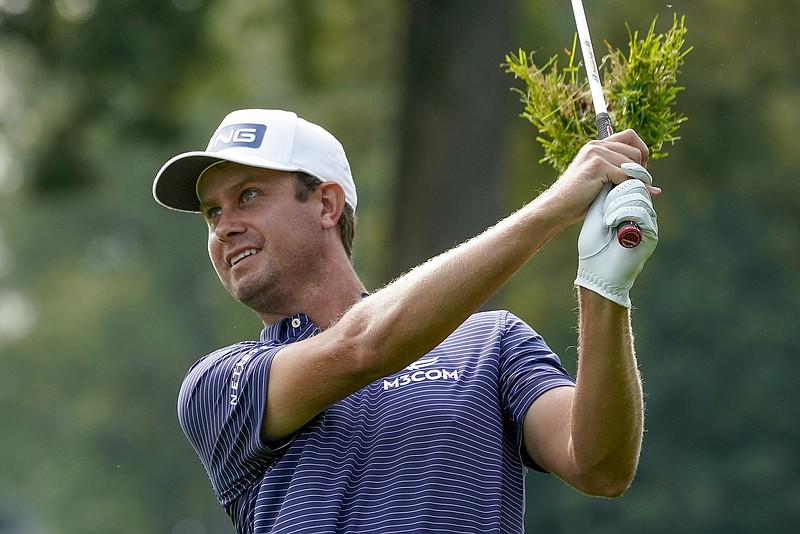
(241, 189, 258, 203)
(204, 206, 222, 220)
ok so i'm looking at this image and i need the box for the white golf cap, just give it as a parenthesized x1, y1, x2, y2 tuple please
(153, 109, 357, 212)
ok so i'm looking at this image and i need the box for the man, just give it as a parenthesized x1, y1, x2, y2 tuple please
(153, 109, 659, 533)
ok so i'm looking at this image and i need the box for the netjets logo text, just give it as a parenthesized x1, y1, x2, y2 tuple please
(229, 348, 259, 406)
(382, 356, 460, 390)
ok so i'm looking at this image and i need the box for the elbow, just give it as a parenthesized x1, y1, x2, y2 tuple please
(567, 431, 643, 498)
(574, 464, 637, 499)
(585, 477, 634, 499)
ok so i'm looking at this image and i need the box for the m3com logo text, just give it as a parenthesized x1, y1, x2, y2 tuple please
(382, 356, 460, 390)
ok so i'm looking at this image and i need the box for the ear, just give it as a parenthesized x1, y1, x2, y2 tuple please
(317, 181, 345, 230)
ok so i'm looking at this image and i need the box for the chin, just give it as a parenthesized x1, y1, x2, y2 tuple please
(232, 285, 262, 307)
(230, 277, 278, 312)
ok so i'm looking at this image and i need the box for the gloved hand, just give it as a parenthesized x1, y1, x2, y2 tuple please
(574, 163, 658, 308)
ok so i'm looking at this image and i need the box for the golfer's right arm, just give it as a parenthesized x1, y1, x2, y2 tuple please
(264, 130, 650, 443)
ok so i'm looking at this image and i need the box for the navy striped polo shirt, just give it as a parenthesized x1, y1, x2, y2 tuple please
(178, 310, 575, 533)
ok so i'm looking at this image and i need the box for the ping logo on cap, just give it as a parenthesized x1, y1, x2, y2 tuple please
(209, 123, 267, 151)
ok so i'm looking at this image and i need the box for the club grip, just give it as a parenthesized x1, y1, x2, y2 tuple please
(595, 112, 642, 248)
(596, 112, 614, 140)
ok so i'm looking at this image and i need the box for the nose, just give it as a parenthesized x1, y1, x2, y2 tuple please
(213, 210, 246, 242)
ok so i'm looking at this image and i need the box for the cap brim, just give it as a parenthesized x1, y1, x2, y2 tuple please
(152, 151, 300, 212)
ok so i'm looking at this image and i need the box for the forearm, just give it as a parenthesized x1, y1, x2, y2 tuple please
(569, 287, 644, 494)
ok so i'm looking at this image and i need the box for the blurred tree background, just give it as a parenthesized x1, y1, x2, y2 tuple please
(0, 0, 797, 532)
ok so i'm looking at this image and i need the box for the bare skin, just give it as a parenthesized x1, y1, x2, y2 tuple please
(196, 129, 658, 498)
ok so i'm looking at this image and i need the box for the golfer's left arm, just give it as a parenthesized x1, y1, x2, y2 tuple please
(523, 162, 658, 497)
(522, 291, 643, 498)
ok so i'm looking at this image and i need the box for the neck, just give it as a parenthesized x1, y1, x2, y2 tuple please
(254, 256, 366, 330)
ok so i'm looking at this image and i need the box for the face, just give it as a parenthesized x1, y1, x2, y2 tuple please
(197, 162, 325, 314)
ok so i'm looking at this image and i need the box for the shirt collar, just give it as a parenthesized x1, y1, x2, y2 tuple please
(259, 294, 369, 344)
(260, 313, 319, 344)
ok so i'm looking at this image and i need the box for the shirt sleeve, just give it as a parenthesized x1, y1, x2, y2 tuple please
(497, 311, 576, 471)
(177, 342, 288, 505)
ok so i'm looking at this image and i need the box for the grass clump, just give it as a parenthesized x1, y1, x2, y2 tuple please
(505, 14, 691, 173)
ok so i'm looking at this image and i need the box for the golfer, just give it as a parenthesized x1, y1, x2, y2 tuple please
(153, 109, 659, 534)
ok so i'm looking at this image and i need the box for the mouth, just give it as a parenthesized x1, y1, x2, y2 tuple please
(229, 248, 261, 267)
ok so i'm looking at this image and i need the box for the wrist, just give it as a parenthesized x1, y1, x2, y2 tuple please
(532, 186, 580, 235)
(578, 286, 630, 312)
(575, 267, 634, 308)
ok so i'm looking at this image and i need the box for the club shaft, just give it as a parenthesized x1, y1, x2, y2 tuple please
(571, 0, 607, 116)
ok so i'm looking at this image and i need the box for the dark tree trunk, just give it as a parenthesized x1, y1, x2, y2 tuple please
(387, 0, 519, 281)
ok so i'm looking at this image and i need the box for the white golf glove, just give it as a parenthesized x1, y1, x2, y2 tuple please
(574, 163, 658, 308)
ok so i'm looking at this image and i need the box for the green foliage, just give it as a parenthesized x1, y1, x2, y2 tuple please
(505, 14, 691, 172)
